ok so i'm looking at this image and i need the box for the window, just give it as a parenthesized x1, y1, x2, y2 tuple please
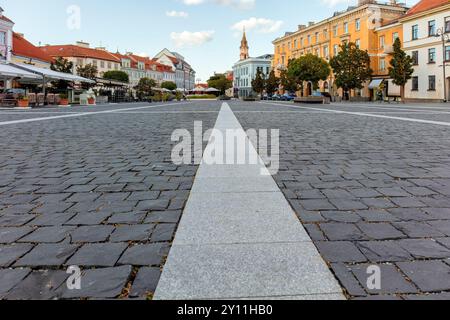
(300, 38, 303, 47)
(294, 39, 297, 48)
(411, 51, 419, 65)
(0, 32, 5, 45)
(323, 46, 329, 59)
(333, 44, 339, 56)
(100, 61, 105, 68)
(412, 25, 419, 40)
(277, 46, 280, 54)
(77, 58, 83, 66)
(429, 75, 436, 91)
(355, 39, 360, 48)
(315, 32, 319, 44)
(379, 36, 385, 49)
(344, 22, 349, 34)
(355, 19, 361, 31)
(108, 62, 112, 69)
(323, 29, 328, 39)
(380, 58, 386, 71)
(412, 76, 418, 91)
(446, 17, 450, 33)
(92, 60, 97, 67)
(428, 48, 436, 63)
(307, 35, 311, 44)
(393, 32, 399, 42)
(333, 25, 338, 37)
(446, 46, 450, 62)
(287, 42, 291, 50)
(428, 20, 436, 36)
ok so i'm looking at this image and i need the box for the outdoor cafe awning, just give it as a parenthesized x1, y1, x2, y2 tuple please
(13, 63, 95, 83)
(368, 79, 384, 89)
(0, 63, 41, 80)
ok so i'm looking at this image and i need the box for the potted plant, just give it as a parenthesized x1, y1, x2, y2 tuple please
(17, 94, 30, 108)
(87, 96, 95, 105)
(59, 93, 69, 106)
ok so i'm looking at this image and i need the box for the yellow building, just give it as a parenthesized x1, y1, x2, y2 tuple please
(272, 0, 407, 99)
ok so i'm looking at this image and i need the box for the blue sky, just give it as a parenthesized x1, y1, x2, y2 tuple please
(3, 0, 419, 81)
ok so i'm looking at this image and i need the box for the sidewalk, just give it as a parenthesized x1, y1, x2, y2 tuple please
(154, 103, 345, 300)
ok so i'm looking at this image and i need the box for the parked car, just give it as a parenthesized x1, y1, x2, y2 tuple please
(281, 93, 296, 101)
(271, 94, 281, 101)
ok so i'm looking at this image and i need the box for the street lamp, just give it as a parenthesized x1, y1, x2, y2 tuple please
(435, 27, 450, 102)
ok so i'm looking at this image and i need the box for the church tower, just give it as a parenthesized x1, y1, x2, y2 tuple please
(240, 28, 249, 61)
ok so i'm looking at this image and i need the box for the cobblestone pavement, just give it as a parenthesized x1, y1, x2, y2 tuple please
(233, 101, 450, 300)
(0, 102, 220, 300)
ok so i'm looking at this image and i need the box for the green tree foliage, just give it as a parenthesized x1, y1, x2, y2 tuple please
(389, 38, 414, 102)
(76, 63, 98, 89)
(288, 54, 331, 93)
(251, 69, 265, 95)
(330, 42, 373, 99)
(207, 74, 232, 94)
(281, 69, 299, 93)
(103, 70, 130, 83)
(135, 77, 156, 99)
(161, 81, 177, 91)
(265, 70, 280, 96)
(50, 57, 73, 90)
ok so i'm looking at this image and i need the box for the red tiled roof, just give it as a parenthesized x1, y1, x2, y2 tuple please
(404, 0, 449, 18)
(41, 45, 120, 62)
(12, 33, 53, 63)
(0, 15, 14, 24)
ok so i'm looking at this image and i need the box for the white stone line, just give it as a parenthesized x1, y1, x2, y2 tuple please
(0, 102, 192, 126)
(261, 102, 450, 127)
(154, 102, 345, 300)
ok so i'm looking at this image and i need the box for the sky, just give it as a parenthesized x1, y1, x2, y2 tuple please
(2, 0, 420, 82)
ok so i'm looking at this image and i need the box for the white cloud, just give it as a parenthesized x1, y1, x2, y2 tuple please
(170, 30, 215, 48)
(231, 17, 283, 34)
(182, 0, 255, 10)
(320, 0, 352, 7)
(166, 10, 189, 18)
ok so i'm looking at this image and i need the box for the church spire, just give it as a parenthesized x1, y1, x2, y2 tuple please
(240, 27, 249, 61)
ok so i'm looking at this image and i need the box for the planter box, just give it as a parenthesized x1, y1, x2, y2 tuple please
(59, 99, 69, 106)
(294, 97, 327, 104)
(17, 100, 30, 108)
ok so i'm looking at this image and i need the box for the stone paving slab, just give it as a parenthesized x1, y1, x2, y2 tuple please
(155, 242, 343, 300)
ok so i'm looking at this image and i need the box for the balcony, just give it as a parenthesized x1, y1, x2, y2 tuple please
(383, 45, 394, 54)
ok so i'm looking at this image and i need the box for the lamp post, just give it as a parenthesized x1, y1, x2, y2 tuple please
(436, 27, 450, 102)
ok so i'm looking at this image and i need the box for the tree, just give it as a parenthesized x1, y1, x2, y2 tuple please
(50, 57, 73, 90)
(288, 54, 330, 95)
(265, 70, 280, 96)
(389, 38, 414, 103)
(251, 69, 265, 95)
(280, 69, 299, 93)
(76, 64, 98, 89)
(330, 42, 373, 100)
(135, 77, 156, 100)
(161, 81, 177, 91)
(207, 74, 232, 94)
(103, 70, 129, 83)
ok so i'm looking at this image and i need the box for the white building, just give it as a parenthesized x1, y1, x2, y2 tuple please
(154, 49, 195, 90)
(232, 30, 273, 97)
(402, 0, 450, 102)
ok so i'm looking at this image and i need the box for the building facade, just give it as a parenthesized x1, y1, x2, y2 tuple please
(401, 0, 450, 102)
(233, 31, 273, 97)
(272, 0, 408, 98)
(154, 49, 195, 90)
(41, 42, 121, 78)
(0, 8, 13, 63)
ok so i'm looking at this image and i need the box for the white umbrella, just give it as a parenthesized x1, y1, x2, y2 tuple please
(206, 87, 220, 92)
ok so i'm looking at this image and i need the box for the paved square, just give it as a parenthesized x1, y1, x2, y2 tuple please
(1, 100, 450, 300)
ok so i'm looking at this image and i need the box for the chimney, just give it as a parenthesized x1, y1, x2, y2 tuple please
(16, 33, 24, 38)
(0, 7, 4, 17)
(298, 24, 306, 30)
(126, 51, 133, 56)
(76, 41, 90, 48)
(308, 21, 315, 27)
(358, 0, 375, 6)
(95, 47, 106, 51)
